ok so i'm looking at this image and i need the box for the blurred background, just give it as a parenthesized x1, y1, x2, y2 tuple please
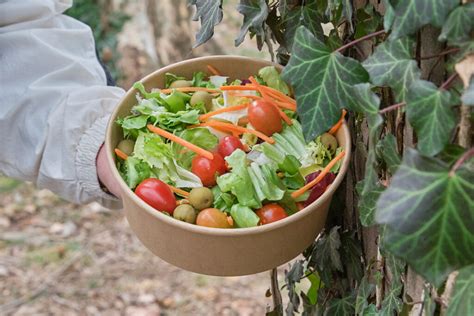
(0, 0, 289, 315)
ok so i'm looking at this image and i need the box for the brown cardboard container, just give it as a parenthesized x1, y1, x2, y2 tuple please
(105, 55, 351, 276)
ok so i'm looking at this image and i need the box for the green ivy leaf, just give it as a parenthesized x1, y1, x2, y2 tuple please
(462, 77, 474, 106)
(375, 148, 474, 286)
(363, 38, 421, 102)
(325, 295, 355, 316)
(285, 260, 304, 315)
(190, 0, 223, 48)
(283, 1, 324, 51)
(378, 284, 403, 315)
(349, 83, 383, 194)
(376, 134, 401, 175)
(389, 0, 460, 40)
(308, 226, 343, 285)
(357, 180, 384, 227)
(382, 0, 396, 31)
(282, 26, 369, 140)
(446, 265, 474, 316)
(340, 232, 364, 282)
(361, 304, 377, 316)
(406, 80, 457, 157)
(235, 0, 268, 46)
(438, 144, 466, 165)
(355, 276, 375, 314)
(438, 4, 474, 46)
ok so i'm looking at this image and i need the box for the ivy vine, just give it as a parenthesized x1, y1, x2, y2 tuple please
(189, 0, 474, 315)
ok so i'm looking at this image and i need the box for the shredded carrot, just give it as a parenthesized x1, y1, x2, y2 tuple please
(328, 109, 347, 135)
(199, 103, 249, 121)
(115, 148, 128, 160)
(291, 150, 345, 199)
(273, 99, 296, 111)
(169, 185, 190, 197)
(200, 121, 275, 144)
(207, 65, 221, 76)
(220, 85, 258, 91)
(238, 117, 249, 126)
(248, 76, 293, 125)
(227, 216, 234, 227)
(261, 86, 296, 106)
(228, 93, 261, 100)
(159, 87, 220, 94)
(147, 124, 214, 160)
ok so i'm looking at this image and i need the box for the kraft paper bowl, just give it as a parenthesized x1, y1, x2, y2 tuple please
(105, 55, 351, 276)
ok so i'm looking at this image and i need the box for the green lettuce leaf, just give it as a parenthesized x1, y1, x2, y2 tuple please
(149, 109, 200, 132)
(217, 149, 261, 209)
(163, 90, 191, 113)
(165, 73, 186, 88)
(171, 128, 218, 169)
(211, 186, 236, 213)
(258, 66, 290, 95)
(192, 71, 214, 88)
(120, 156, 152, 189)
(247, 162, 286, 202)
(230, 204, 260, 228)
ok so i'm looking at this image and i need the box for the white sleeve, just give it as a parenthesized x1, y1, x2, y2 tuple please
(0, 0, 126, 208)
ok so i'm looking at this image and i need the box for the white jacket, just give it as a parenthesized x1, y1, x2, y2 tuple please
(0, 0, 125, 208)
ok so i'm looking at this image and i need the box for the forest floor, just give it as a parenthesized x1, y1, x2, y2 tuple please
(0, 181, 290, 315)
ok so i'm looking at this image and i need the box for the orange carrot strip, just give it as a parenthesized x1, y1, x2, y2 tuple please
(238, 117, 249, 126)
(147, 124, 214, 160)
(228, 93, 261, 100)
(259, 85, 296, 105)
(220, 85, 258, 91)
(169, 185, 190, 197)
(159, 87, 220, 94)
(114, 148, 128, 160)
(328, 109, 347, 135)
(248, 76, 293, 126)
(201, 121, 275, 144)
(207, 65, 220, 76)
(199, 103, 249, 121)
(274, 99, 296, 111)
(291, 150, 346, 199)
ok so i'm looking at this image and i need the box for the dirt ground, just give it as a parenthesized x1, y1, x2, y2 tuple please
(0, 181, 292, 315)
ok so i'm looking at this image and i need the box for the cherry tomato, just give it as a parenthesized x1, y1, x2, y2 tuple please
(218, 135, 245, 157)
(256, 203, 288, 225)
(196, 208, 232, 228)
(248, 100, 282, 136)
(135, 178, 176, 214)
(191, 153, 227, 187)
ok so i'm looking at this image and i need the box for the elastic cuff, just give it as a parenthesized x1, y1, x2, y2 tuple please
(75, 115, 122, 209)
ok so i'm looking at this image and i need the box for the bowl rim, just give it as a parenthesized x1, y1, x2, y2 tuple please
(105, 55, 351, 237)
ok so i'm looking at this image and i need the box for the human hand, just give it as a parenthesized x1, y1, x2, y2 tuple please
(96, 144, 122, 199)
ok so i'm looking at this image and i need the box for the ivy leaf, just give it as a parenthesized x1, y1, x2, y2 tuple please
(349, 84, 383, 194)
(283, 1, 324, 51)
(361, 304, 377, 316)
(446, 265, 474, 316)
(422, 286, 437, 316)
(389, 0, 460, 40)
(376, 134, 401, 174)
(363, 38, 421, 102)
(438, 4, 474, 46)
(190, 0, 223, 48)
(235, 0, 268, 47)
(285, 260, 304, 315)
(406, 80, 457, 157)
(378, 284, 403, 316)
(340, 232, 364, 282)
(382, 0, 396, 31)
(461, 77, 474, 106)
(282, 26, 369, 140)
(355, 276, 375, 314)
(357, 180, 384, 227)
(325, 294, 355, 316)
(308, 226, 343, 284)
(438, 144, 466, 165)
(375, 148, 474, 286)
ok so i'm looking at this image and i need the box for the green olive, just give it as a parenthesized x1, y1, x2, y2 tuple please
(320, 133, 338, 153)
(188, 187, 214, 210)
(173, 204, 197, 223)
(190, 91, 213, 111)
(117, 139, 135, 156)
(169, 80, 192, 89)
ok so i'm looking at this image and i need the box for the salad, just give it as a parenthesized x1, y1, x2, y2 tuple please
(114, 65, 346, 228)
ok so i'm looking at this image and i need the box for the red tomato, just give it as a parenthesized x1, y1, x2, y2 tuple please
(196, 208, 232, 228)
(218, 135, 245, 157)
(248, 100, 282, 136)
(256, 203, 288, 225)
(135, 178, 176, 214)
(192, 153, 227, 187)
